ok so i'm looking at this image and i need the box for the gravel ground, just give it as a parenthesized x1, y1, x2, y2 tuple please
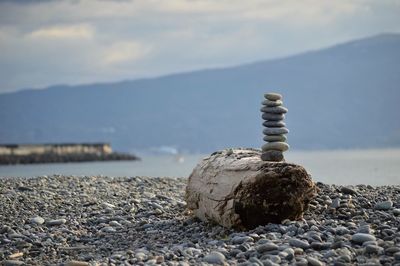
(0, 175, 399, 266)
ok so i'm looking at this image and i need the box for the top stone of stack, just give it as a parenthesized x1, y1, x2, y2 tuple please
(264, 93, 282, 101)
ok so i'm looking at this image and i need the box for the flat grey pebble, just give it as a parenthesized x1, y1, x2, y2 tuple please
(46, 219, 66, 226)
(30, 216, 45, 225)
(264, 93, 282, 101)
(262, 99, 283, 107)
(261, 113, 285, 121)
(256, 243, 279, 253)
(260, 106, 288, 114)
(375, 200, 393, 210)
(263, 127, 289, 135)
(261, 142, 289, 152)
(351, 233, 376, 244)
(263, 135, 287, 142)
(232, 236, 253, 244)
(365, 245, 383, 254)
(289, 239, 310, 249)
(203, 251, 226, 265)
(306, 256, 324, 266)
(262, 121, 286, 128)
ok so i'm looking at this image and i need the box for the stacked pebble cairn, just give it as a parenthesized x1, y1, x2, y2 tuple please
(261, 92, 289, 161)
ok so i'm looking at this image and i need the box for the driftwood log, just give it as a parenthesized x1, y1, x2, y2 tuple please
(185, 148, 317, 229)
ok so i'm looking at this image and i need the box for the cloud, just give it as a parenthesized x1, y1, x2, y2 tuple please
(102, 41, 152, 66)
(28, 24, 94, 39)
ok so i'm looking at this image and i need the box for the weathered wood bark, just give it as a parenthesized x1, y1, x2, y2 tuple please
(185, 148, 317, 229)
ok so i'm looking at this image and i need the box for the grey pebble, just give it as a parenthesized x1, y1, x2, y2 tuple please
(306, 256, 324, 266)
(375, 200, 393, 210)
(203, 251, 226, 265)
(263, 135, 287, 142)
(261, 150, 284, 162)
(340, 186, 358, 195)
(289, 239, 310, 249)
(264, 93, 282, 101)
(256, 243, 279, 253)
(393, 209, 400, 215)
(46, 219, 66, 226)
(357, 225, 372, 234)
(366, 245, 384, 256)
(331, 198, 341, 208)
(262, 99, 283, 107)
(351, 233, 376, 244)
(394, 252, 400, 260)
(262, 113, 285, 121)
(261, 142, 289, 152)
(263, 127, 289, 135)
(30, 216, 45, 225)
(260, 106, 288, 114)
(262, 121, 286, 128)
(232, 236, 253, 244)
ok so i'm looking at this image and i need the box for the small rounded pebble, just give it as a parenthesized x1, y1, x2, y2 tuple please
(260, 106, 288, 114)
(30, 216, 45, 225)
(365, 245, 383, 254)
(375, 200, 393, 210)
(203, 251, 226, 265)
(307, 256, 323, 266)
(264, 93, 282, 101)
(263, 127, 289, 135)
(261, 150, 284, 161)
(262, 121, 286, 127)
(262, 99, 283, 107)
(351, 233, 376, 244)
(263, 135, 287, 142)
(46, 219, 66, 226)
(289, 239, 310, 249)
(262, 113, 285, 121)
(262, 142, 289, 152)
(256, 243, 279, 253)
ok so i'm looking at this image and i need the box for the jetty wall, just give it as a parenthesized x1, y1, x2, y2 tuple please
(0, 143, 112, 156)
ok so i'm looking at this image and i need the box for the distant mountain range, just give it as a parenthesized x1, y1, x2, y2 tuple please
(0, 33, 399, 153)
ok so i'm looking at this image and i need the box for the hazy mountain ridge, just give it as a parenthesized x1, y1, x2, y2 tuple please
(1, 33, 399, 153)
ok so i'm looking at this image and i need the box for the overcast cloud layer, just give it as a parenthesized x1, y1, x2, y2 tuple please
(0, 0, 399, 93)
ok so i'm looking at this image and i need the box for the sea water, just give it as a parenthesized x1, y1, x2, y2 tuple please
(0, 149, 399, 185)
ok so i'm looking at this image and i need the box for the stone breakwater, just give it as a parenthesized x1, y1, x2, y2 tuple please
(1, 176, 400, 265)
(0, 152, 139, 165)
(261, 93, 289, 162)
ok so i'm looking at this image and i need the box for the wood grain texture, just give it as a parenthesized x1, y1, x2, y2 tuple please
(185, 148, 317, 229)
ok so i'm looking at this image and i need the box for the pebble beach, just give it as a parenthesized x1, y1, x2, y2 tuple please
(1, 175, 400, 266)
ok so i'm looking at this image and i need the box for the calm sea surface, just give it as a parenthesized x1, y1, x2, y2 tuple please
(0, 149, 399, 185)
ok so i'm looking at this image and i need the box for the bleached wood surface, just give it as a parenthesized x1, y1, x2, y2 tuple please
(185, 148, 317, 229)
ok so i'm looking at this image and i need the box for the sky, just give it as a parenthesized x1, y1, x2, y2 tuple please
(0, 0, 399, 93)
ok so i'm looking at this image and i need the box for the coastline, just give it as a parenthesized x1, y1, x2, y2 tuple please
(0, 175, 399, 265)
